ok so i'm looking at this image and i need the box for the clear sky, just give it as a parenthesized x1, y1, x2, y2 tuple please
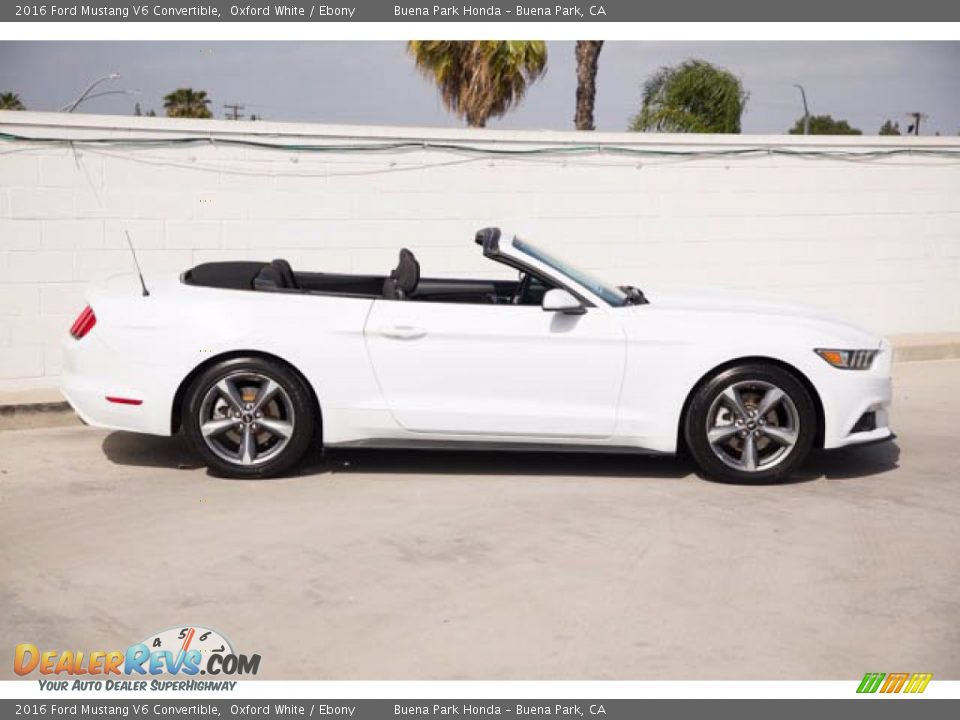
(1, 41, 957, 135)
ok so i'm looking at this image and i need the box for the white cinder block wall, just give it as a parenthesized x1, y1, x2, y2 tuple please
(1, 111, 959, 390)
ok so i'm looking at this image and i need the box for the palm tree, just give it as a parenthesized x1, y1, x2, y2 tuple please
(574, 41, 603, 130)
(408, 41, 547, 128)
(630, 59, 748, 134)
(163, 88, 213, 119)
(0, 92, 26, 111)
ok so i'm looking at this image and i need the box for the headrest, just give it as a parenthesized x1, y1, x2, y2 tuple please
(392, 248, 420, 294)
(253, 264, 283, 291)
(271, 259, 297, 289)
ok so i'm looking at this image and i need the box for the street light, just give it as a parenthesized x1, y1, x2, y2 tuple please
(60, 72, 122, 112)
(793, 84, 811, 135)
(74, 89, 141, 106)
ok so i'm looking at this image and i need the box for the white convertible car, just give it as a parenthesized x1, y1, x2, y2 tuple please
(62, 227, 893, 482)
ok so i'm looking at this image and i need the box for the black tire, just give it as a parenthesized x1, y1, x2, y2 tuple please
(183, 356, 316, 478)
(684, 363, 816, 483)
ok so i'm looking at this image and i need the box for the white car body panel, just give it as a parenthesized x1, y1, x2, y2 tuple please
(61, 230, 893, 458)
(364, 299, 626, 438)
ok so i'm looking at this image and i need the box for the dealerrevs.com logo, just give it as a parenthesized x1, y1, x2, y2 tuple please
(14, 626, 260, 691)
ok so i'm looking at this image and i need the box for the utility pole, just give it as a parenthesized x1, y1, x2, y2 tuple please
(906, 112, 927, 136)
(223, 103, 245, 121)
(793, 84, 810, 135)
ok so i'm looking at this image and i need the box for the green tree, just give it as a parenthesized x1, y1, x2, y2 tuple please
(408, 41, 547, 128)
(574, 40, 603, 130)
(0, 92, 26, 110)
(163, 88, 213, 119)
(878, 120, 901, 136)
(629, 59, 748, 134)
(788, 114, 861, 135)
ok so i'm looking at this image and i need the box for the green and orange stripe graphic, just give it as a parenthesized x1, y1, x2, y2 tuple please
(857, 672, 933, 694)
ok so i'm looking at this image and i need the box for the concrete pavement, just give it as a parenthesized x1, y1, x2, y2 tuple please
(1, 360, 958, 680)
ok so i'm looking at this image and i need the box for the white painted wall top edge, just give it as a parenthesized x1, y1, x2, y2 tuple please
(3, 110, 960, 149)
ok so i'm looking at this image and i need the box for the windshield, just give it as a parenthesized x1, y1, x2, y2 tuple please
(512, 236, 629, 307)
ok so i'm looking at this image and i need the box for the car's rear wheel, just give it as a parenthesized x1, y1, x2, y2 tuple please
(684, 363, 816, 483)
(183, 357, 315, 478)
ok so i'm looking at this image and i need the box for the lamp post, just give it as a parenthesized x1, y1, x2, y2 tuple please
(60, 72, 122, 112)
(793, 84, 810, 135)
(72, 89, 141, 107)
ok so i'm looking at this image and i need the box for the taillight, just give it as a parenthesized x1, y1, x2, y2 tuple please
(70, 305, 96, 339)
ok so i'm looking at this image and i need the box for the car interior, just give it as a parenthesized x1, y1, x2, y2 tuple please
(181, 249, 558, 306)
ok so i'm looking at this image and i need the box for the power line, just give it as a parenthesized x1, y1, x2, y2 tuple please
(3, 131, 959, 162)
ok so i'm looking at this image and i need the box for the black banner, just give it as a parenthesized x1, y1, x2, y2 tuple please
(4, 0, 960, 22)
(2, 700, 959, 719)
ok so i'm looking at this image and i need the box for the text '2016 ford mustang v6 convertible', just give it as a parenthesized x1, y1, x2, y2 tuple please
(62, 227, 893, 482)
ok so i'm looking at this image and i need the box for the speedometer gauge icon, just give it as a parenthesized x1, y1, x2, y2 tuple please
(140, 625, 234, 662)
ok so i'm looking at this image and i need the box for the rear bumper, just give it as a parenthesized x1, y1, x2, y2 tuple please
(60, 334, 174, 437)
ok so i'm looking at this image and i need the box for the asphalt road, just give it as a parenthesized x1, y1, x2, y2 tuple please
(2, 361, 958, 680)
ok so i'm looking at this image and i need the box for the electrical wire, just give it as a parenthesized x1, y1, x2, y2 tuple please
(2, 130, 960, 163)
(80, 144, 490, 178)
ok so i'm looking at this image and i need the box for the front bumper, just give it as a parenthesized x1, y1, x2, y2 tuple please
(819, 342, 894, 449)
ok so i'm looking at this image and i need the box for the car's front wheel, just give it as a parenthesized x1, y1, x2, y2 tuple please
(684, 363, 816, 483)
(183, 357, 316, 478)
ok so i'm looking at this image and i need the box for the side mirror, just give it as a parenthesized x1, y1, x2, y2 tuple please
(542, 288, 585, 315)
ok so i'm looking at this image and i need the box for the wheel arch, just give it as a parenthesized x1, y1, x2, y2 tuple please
(171, 350, 322, 439)
(676, 355, 825, 453)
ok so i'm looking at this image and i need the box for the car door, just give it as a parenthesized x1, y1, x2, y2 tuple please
(362, 299, 627, 438)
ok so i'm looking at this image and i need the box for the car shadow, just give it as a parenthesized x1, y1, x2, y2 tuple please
(694, 441, 901, 486)
(100, 431, 692, 480)
(316, 447, 694, 479)
(101, 431, 201, 470)
(807, 440, 901, 480)
(101, 431, 900, 484)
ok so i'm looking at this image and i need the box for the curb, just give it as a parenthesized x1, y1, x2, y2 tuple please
(891, 344, 960, 363)
(0, 401, 72, 417)
(0, 399, 77, 431)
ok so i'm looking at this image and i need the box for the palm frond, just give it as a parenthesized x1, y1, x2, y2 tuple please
(408, 40, 546, 127)
(630, 59, 748, 134)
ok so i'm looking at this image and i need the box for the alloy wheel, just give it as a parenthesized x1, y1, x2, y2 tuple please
(705, 380, 800, 473)
(197, 371, 295, 467)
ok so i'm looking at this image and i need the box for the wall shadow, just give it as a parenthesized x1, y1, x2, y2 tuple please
(101, 431, 900, 484)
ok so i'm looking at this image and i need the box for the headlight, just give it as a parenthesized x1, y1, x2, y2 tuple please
(814, 348, 879, 370)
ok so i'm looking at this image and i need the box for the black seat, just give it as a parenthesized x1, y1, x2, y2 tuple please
(271, 259, 298, 289)
(382, 249, 420, 300)
(252, 259, 299, 291)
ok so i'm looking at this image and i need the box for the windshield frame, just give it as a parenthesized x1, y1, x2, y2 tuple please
(510, 236, 630, 307)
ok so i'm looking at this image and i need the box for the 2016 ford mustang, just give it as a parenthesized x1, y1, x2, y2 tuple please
(61, 227, 893, 482)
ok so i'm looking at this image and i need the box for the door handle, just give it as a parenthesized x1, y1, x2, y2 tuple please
(381, 325, 427, 340)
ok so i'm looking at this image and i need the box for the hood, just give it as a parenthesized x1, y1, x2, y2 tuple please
(642, 283, 834, 319)
(637, 283, 883, 347)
